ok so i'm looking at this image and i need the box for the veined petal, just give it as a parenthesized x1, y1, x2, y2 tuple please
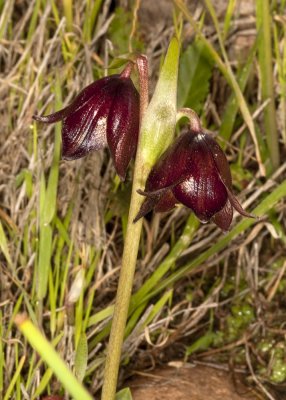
(133, 189, 163, 223)
(203, 132, 232, 189)
(60, 76, 130, 160)
(154, 190, 177, 212)
(107, 77, 140, 180)
(172, 171, 228, 222)
(212, 199, 233, 231)
(32, 75, 116, 124)
(145, 132, 197, 192)
(226, 187, 254, 218)
(61, 91, 110, 159)
(170, 131, 228, 221)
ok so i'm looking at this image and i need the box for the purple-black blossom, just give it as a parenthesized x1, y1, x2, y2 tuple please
(33, 69, 140, 181)
(135, 129, 253, 230)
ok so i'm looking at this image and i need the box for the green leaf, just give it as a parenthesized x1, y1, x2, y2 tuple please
(0, 221, 12, 266)
(178, 41, 213, 112)
(74, 333, 88, 382)
(83, 0, 104, 42)
(108, 8, 143, 54)
(37, 224, 52, 300)
(140, 37, 180, 168)
(116, 387, 133, 400)
(219, 39, 258, 145)
(42, 78, 61, 225)
(186, 331, 216, 356)
(32, 368, 53, 399)
(256, 0, 280, 170)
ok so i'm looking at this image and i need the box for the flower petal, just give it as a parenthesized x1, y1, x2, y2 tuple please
(145, 131, 198, 192)
(154, 190, 177, 212)
(61, 76, 125, 159)
(32, 76, 116, 124)
(212, 199, 233, 231)
(226, 187, 255, 218)
(61, 93, 109, 159)
(107, 77, 140, 180)
(171, 131, 228, 221)
(33, 106, 72, 123)
(203, 132, 232, 189)
(172, 170, 228, 222)
(134, 189, 162, 223)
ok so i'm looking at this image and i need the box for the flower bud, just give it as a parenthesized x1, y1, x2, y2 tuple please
(33, 68, 140, 181)
(135, 129, 253, 230)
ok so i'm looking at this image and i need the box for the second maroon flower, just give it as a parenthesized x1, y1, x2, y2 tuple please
(135, 129, 253, 230)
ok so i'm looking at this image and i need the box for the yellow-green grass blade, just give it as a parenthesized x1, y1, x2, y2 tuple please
(273, 21, 286, 145)
(219, 38, 258, 146)
(15, 315, 93, 400)
(0, 221, 12, 267)
(74, 333, 88, 382)
(256, 0, 280, 170)
(32, 368, 53, 399)
(83, 0, 104, 42)
(223, 0, 237, 40)
(3, 355, 25, 400)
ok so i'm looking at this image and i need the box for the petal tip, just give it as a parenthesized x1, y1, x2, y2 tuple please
(32, 114, 43, 122)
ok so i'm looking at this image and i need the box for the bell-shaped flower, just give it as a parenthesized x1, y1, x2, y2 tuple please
(33, 66, 140, 180)
(135, 129, 253, 230)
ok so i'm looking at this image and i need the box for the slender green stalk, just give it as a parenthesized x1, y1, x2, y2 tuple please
(63, 0, 73, 31)
(101, 57, 149, 400)
(256, 0, 280, 170)
(102, 38, 180, 399)
(101, 158, 146, 400)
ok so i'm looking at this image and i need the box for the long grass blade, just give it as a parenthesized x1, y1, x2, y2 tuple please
(0, 221, 12, 267)
(15, 315, 93, 400)
(256, 0, 280, 170)
(3, 356, 25, 400)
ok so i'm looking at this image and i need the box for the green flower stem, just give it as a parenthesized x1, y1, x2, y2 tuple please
(101, 38, 180, 399)
(177, 108, 202, 132)
(101, 159, 147, 400)
(101, 56, 150, 400)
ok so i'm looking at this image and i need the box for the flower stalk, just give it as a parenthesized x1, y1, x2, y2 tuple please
(100, 151, 146, 400)
(100, 56, 149, 400)
(101, 38, 180, 400)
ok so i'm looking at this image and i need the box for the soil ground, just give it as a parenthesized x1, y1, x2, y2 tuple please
(129, 365, 258, 400)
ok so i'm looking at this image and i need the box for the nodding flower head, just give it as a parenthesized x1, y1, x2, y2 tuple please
(33, 65, 140, 181)
(135, 129, 253, 230)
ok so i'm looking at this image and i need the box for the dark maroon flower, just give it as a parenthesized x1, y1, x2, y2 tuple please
(134, 129, 253, 230)
(33, 67, 140, 180)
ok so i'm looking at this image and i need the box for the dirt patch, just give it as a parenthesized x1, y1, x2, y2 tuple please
(128, 365, 259, 400)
